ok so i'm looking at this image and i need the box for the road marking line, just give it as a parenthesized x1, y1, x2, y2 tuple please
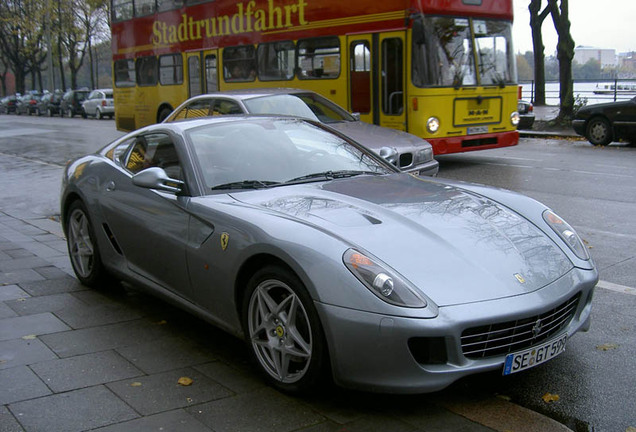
(597, 280, 636, 295)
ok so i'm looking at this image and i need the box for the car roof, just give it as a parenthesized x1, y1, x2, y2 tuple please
(183, 88, 312, 102)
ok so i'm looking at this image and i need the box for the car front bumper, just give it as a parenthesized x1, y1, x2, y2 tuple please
(572, 119, 586, 136)
(316, 267, 597, 394)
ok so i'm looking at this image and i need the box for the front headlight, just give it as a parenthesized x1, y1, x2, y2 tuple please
(415, 147, 434, 163)
(426, 117, 440, 134)
(343, 249, 427, 308)
(511, 111, 520, 126)
(543, 210, 590, 260)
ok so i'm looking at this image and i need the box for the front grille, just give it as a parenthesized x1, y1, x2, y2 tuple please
(461, 294, 580, 359)
(398, 153, 413, 168)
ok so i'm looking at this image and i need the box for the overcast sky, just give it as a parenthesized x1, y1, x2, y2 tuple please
(512, 0, 635, 55)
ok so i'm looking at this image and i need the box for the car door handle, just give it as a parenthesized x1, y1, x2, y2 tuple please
(105, 181, 116, 191)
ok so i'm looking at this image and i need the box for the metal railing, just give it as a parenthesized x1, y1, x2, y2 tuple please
(520, 79, 636, 106)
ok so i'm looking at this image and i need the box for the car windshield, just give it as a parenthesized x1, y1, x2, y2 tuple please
(185, 118, 392, 191)
(243, 93, 355, 124)
(412, 16, 516, 87)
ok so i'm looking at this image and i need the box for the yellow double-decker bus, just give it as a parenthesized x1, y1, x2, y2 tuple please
(111, 0, 519, 154)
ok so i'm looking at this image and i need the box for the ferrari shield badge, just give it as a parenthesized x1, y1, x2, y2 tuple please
(220, 232, 230, 251)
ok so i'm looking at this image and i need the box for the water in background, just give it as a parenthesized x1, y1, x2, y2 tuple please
(519, 81, 636, 106)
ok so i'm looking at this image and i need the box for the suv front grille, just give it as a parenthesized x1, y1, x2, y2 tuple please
(461, 294, 580, 359)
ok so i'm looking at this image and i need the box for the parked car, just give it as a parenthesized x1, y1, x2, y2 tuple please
(163, 88, 438, 176)
(61, 115, 597, 394)
(517, 100, 535, 130)
(61, 89, 90, 118)
(572, 96, 636, 146)
(0, 95, 18, 114)
(82, 88, 115, 119)
(16, 93, 41, 115)
(36, 92, 63, 116)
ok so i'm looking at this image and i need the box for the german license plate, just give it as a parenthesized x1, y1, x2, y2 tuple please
(467, 126, 488, 135)
(503, 333, 567, 375)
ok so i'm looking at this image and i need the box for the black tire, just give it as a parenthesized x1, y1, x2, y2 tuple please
(158, 107, 172, 123)
(96, 109, 102, 120)
(65, 200, 109, 287)
(586, 117, 612, 146)
(242, 265, 329, 393)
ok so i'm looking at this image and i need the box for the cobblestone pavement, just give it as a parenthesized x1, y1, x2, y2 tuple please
(0, 189, 573, 431)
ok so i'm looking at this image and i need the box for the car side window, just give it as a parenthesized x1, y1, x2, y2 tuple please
(123, 133, 183, 180)
(212, 99, 243, 115)
(173, 99, 213, 120)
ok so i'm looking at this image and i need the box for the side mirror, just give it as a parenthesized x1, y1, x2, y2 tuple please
(132, 167, 184, 193)
(379, 147, 399, 165)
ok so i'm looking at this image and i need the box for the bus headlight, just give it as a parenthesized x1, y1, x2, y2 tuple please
(426, 117, 440, 134)
(511, 111, 520, 126)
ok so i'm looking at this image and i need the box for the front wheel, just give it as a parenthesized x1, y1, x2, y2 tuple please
(65, 200, 109, 287)
(586, 117, 612, 146)
(242, 266, 329, 393)
(96, 109, 102, 120)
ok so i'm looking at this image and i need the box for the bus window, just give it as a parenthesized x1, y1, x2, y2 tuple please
(205, 55, 218, 92)
(114, 59, 136, 87)
(412, 17, 476, 87)
(257, 41, 295, 81)
(223, 46, 256, 82)
(158, 0, 184, 12)
(381, 38, 403, 115)
(188, 56, 202, 97)
(136, 56, 158, 86)
(350, 40, 371, 114)
(135, 0, 156, 16)
(473, 20, 516, 86)
(159, 54, 184, 86)
(297, 37, 340, 79)
(113, 0, 133, 21)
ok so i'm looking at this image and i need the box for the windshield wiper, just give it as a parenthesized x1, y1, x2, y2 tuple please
(285, 170, 381, 184)
(211, 180, 280, 190)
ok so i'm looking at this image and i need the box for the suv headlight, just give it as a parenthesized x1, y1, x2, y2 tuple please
(344, 249, 427, 308)
(543, 210, 590, 260)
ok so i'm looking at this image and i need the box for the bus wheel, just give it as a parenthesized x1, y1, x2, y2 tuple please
(158, 107, 172, 123)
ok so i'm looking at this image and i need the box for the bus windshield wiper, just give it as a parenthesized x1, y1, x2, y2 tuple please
(285, 170, 381, 184)
(211, 180, 280, 190)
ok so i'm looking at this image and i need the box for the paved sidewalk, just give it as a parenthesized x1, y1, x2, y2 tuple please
(0, 207, 573, 432)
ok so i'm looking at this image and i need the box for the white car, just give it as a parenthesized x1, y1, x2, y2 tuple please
(82, 89, 115, 119)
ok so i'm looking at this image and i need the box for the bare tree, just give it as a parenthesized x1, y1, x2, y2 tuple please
(548, 0, 575, 120)
(528, 0, 551, 106)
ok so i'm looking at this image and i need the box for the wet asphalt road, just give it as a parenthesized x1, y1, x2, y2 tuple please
(1, 114, 635, 431)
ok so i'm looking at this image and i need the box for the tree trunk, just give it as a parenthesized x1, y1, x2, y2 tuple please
(549, 0, 575, 120)
(528, 0, 551, 106)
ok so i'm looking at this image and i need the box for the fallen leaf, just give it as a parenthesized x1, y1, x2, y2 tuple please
(178, 377, 194, 386)
(496, 394, 512, 401)
(542, 393, 560, 403)
(186, 397, 193, 403)
(130, 382, 143, 387)
(156, 320, 168, 325)
(596, 343, 619, 351)
(17, 298, 26, 302)
(625, 427, 636, 432)
(22, 335, 37, 340)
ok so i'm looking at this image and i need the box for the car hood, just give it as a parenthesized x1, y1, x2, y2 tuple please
(578, 98, 635, 116)
(231, 174, 573, 307)
(328, 121, 428, 151)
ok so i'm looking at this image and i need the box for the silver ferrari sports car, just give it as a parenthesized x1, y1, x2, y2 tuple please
(61, 116, 598, 394)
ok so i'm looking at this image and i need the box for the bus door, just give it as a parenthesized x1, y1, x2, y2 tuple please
(348, 32, 406, 131)
(186, 50, 218, 98)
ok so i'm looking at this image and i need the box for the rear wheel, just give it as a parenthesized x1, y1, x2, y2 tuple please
(586, 117, 612, 146)
(96, 109, 102, 120)
(65, 200, 109, 287)
(242, 266, 329, 393)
